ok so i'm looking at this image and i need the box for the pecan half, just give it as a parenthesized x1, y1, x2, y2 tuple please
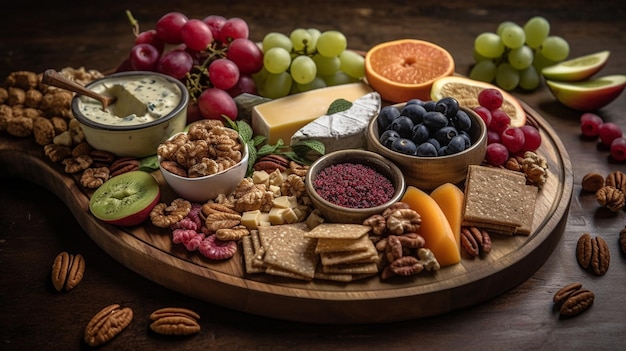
(576, 233, 610, 276)
(560, 289, 595, 317)
(553, 282, 583, 306)
(253, 154, 289, 173)
(606, 170, 626, 194)
(83, 304, 133, 347)
(461, 226, 492, 257)
(110, 157, 140, 177)
(149, 307, 201, 336)
(51, 251, 85, 292)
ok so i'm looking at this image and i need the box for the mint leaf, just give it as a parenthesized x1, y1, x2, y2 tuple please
(327, 98, 352, 114)
(236, 119, 253, 142)
(139, 155, 159, 171)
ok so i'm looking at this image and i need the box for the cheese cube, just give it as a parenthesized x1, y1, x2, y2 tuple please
(241, 210, 261, 229)
(251, 82, 373, 144)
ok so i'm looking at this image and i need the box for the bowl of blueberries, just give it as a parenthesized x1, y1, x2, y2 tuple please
(366, 97, 487, 191)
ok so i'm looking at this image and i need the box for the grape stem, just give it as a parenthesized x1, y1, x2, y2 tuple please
(185, 44, 229, 101)
(125, 10, 140, 37)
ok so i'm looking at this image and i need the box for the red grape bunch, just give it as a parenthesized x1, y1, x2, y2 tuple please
(117, 11, 264, 122)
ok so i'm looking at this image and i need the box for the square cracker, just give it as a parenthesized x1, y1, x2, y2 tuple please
(322, 262, 379, 274)
(320, 242, 378, 266)
(463, 165, 527, 229)
(315, 235, 371, 254)
(304, 223, 371, 239)
(261, 223, 318, 279)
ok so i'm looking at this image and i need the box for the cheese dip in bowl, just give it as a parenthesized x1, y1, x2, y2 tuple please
(71, 71, 189, 158)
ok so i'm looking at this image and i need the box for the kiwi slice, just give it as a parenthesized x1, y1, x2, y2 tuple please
(89, 171, 160, 226)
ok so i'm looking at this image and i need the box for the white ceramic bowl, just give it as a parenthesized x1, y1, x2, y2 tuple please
(305, 149, 406, 224)
(71, 71, 189, 158)
(158, 133, 249, 203)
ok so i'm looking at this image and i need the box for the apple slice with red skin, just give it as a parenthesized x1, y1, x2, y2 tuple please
(546, 74, 626, 111)
(89, 171, 161, 226)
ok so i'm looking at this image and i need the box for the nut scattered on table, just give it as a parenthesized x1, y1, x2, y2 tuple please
(581, 172, 605, 192)
(51, 251, 85, 292)
(149, 307, 201, 336)
(83, 304, 133, 347)
(576, 233, 610, 276)
(553, 282, 595, 318)
(595, 185, 625, 212)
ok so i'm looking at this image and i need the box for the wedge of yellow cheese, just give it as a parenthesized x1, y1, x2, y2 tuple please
(430, 183, 464, 250)
(251, 82, 373, 145)
(401, 186, 460, 267)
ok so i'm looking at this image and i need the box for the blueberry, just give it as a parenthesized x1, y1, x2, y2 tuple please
(377, 105, 401, 131)
(438, 146, 448, 156)
(391, 138, 417, 155)
(423, 100, 437, 111)
(459, 131, 472, 148)
(400, 103, 427, 125)
(379, 129, 401, 148)
(434, 126, 458, 146)
(389, 115, 414, 138)
(452, 109, 472, 131)
(423, 111, 448, 130)
(446, 135, 467, 154)
(416, 142, 438, 157)
(435, 97, 459, 118)
(411, 123, 430, 144)
(406, 98, 425, 106)
(426, 137, 441, 150)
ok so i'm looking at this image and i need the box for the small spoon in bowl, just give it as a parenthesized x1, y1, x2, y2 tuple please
(42, 69, 116, 110)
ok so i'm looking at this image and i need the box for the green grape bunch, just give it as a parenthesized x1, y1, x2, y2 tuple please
(253, 28, 365, 98)
(470, 16, 570, 91)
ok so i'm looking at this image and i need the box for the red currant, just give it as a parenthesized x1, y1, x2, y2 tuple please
(500, 127, 525, 154)
(580, 112, 604, 138)
(520, 125, 542, 152)
(610, 137, 626, 162)
(478, 88, 503, 110)
(598, 122, 623, 146)
(473, 106, 492, 128)
(489, 109, 511, 133)
(485, 142, 509, 166)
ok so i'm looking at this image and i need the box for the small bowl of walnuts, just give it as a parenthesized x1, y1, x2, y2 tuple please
(305, 149, 406, 224)
(157, 120, 249, 203)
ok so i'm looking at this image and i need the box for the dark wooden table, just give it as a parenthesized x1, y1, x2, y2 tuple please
(1, 1, 625, 350)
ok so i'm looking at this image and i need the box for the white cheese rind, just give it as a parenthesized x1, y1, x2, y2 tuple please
(290, 92, 381, 153)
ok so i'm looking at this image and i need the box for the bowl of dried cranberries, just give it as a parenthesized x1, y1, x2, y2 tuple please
(305, 149, 406, 224)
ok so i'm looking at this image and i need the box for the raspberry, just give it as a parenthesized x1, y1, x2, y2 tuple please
(598, 122, 623, 146)
(610, 137, 626, 162)
(478, 88, 503, 110)
(580, 113, 603, 138)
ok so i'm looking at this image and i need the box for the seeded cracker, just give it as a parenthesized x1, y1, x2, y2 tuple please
(462, 165, 526, 233)
(304, 223, 371, 239)
(260, 223, 318, 280)
(320, 243, 378, 266)
(242, 236, 265, 274)
(515, 185, 538, 235)
(315, 234, 371, 253)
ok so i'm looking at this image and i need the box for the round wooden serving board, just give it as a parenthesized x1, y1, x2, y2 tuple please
(0, 101, 572, 324)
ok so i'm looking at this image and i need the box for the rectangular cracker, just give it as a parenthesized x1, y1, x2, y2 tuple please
(320, 243, 378, 266)
(515, 184, 538, 235)
(304, 223, 371, 239)
(314, 271, 354, 282)
(463, 165, 527, 229)
(322, 262, 379, 274)
(242, 236, 265, 274)
(261, 223, 318, 279)
(314, 235, 371, 254)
